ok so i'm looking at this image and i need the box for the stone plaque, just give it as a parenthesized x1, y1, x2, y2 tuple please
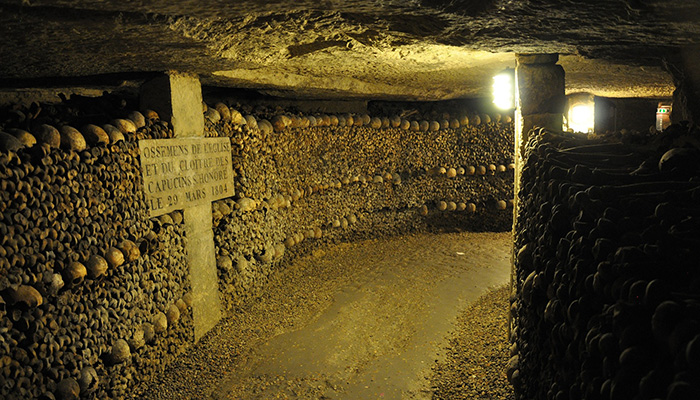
(139, 138, 234, 217)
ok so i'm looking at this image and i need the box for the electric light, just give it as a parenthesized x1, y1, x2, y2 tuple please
(492, 69, 514, 110)
(568, 103, 595, 133)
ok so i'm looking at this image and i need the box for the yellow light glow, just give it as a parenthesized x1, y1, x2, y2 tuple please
(568, 104, 594, 133)
(492, 72, 514, 110)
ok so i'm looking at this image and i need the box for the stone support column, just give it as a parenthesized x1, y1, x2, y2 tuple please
(140, 71, 222, 341)
(511, 54, 565, 333)
(513, 54, 565, 217)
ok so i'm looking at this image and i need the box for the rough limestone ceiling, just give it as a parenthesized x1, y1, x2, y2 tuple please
(1, 0, 699, 99)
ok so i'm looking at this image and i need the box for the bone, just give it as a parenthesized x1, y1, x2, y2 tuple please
(105, 247, 125, 268)
(63, 262, 87, 287)
(34, 124, 61, 148)
(81, 124, 110, 145)
(204, 107, 221, 124)
(0, 131, 22, 151)
(102, 124, 125, 143)
(110, 339, 131, 364)
(78, 366, 99, 395)
(8, 285, 43, 308)
(214, 103, 231, 121)
(5, 128, 36, 147)
(127, 111, 146, 128)
(57, 377, 80, 400)
(153, 312, 168, 334)
(143, 109, 160, 120)
(111, 119, 137, 134)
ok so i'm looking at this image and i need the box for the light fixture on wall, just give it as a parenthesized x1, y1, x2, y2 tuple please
(492, 68, 515, 110)
(565, 93, 595, 134)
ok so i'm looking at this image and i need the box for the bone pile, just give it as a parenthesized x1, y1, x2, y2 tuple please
(1, 96, 515, 399)
(511, 125, 700, 400)
(1, 104, 193, 400)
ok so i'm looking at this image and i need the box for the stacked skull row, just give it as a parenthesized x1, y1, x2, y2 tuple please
(201, 101, 515, 310)
(1, 104, 193, 400)
(202, 101, 511, 134)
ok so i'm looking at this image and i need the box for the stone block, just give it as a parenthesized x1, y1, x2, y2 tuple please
(516, 64, 566, 116)
(185, 204, 221, 341)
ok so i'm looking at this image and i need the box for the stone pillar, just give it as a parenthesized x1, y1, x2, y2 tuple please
(511, 54, 565, 334)
(513, 53, 565, 211)
(139, 71, 205, 137)
(183, 203, 221, 341)
(140, 72, 222, 341)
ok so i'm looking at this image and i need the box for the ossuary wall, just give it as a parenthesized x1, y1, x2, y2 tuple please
(0, 98, 192, 400)
(0, 93, 514, 399)
(510, 126, 700, 400)
(203, 103, 515, 310)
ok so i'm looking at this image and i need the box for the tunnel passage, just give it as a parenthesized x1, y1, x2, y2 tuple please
(0, 91, 514, 399)
(204, 102, 515, 309)
(1, 0, 699, 397)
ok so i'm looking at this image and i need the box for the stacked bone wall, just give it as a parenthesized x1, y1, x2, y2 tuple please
(0, 99, 193, 400)
(0, 94, 515, 399)
(203, 104, 514, 310)
(510, 126, 700, 400)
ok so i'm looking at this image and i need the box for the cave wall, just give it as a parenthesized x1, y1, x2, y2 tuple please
(0, 94, 514, 399)
(511, 127, 700, 400)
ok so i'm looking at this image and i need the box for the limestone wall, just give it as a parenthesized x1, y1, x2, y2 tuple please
(0, 94, 514, 399)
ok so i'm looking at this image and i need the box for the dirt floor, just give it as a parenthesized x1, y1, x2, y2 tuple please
(136, 231, 514, 400)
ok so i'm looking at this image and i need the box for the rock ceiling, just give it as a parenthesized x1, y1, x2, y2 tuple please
(1, 0, 699, 100)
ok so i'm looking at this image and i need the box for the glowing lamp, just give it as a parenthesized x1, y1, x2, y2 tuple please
(565, 94, 595, 134)
(569, 104, 594, 133)
(492, 69, 515, 110)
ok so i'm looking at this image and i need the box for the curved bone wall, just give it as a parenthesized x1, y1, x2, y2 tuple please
(203, 103, 514, 309)
(0, 96, 514, 399)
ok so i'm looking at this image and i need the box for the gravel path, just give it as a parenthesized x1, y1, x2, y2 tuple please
(428, 285, 515, 400)
(135, 232, 513, 399)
